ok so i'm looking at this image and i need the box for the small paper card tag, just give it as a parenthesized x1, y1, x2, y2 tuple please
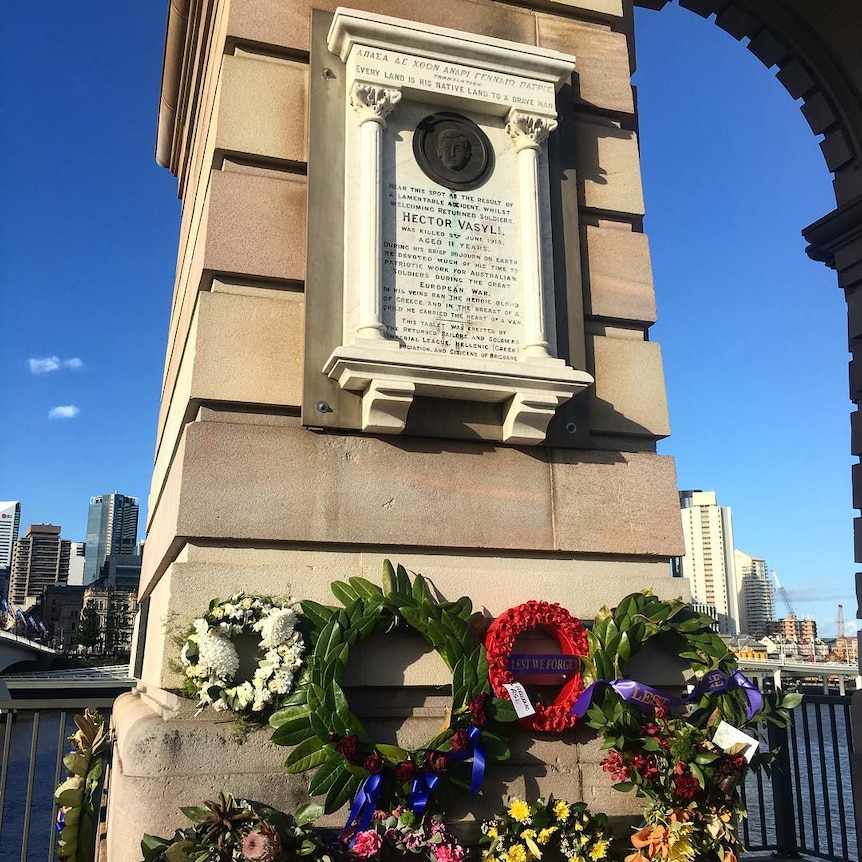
(503, 682, 536, 718)
(712, 720, 759, 762)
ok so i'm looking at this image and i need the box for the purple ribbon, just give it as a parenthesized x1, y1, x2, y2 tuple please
(342, 772, 384, 840)
(407, 770, 442, 814)
(572, 669, 762, 721)
(445, 725, 486, 796)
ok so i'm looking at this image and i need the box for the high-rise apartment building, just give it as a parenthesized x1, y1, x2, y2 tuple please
(84, 494, 139, 585)
(734, 550, 774, 637)
(9, 524, 71, 607)
(675, 490, 740, 635)
(67, 541, 86, 586)
(0, 501, 21, 596)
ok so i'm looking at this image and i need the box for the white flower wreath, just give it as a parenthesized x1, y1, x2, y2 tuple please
(180, 593, 305, 718)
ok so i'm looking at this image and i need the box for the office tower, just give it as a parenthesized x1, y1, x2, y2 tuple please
(9, 524, 71, 607)
(676, 490, 740, 635)
(83, 494, 139, 585)
(0, 501, 21, 596)
(67, 541, 86, 586)
(734, 550, 774, 637)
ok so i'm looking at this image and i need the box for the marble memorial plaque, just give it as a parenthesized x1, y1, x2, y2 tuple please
(320, 9, 593, 443)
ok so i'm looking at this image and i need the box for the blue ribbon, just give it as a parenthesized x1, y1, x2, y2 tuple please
(342, 772, 384, 840)
(407, 770, 442, 814)
(445, 725, 486, 796)
(572, 669, 762, 721)
(55, 808, 66, 834)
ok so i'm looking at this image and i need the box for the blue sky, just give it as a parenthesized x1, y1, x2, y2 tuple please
(0, 4, 856, 638)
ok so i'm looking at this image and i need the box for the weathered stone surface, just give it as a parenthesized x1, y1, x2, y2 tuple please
(542, 0, 623, 16)
(216, 54, 308, 163)
(551, 449, 683, 556)
(582, 226, 657, 323)
(536, 16, 633, 114)
(139, 548, 681, 688)
(154, 166, 307, 457)
(574, 121, 645, 216)
(203, 168, 307, 281)
(142, 419, 685, 597)
(148, 287, 304, 532)
(107, 687, 643, 860)
(588, 336, 671, 437)
(227, 0, 537, 55)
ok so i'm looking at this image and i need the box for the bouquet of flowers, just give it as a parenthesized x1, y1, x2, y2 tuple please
(599, 702, 753, 862)
(345, 808, 467, 862)
(480, 796, 613, 862)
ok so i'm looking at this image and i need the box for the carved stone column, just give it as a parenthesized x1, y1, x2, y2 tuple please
(350, 82, 402, 341)
(506, 109, 557, 359)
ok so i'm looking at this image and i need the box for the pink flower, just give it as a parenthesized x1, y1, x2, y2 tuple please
(241, 829, 282, 861)
(434, 844, 465, 862)
(352, 830, 383, 858)
(404, 831, 424, 851)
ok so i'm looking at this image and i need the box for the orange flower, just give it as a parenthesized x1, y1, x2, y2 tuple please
(631, 824, 669, 859)
(722, 851, 737, 862)
(624, 853, 650, 862)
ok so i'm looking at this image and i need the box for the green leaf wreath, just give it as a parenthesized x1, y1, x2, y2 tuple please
(269, 561, 518, 815)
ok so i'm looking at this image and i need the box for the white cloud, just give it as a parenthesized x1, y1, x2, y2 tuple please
(29, 356, 61, 374)
(28, 356, 83, 374)
(48, 405, 80, 419)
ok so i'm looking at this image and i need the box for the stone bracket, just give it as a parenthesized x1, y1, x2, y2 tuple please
(323, 344, 593, 443)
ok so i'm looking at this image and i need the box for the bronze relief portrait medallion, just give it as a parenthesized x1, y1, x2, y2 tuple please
(413, 112, 493, 191)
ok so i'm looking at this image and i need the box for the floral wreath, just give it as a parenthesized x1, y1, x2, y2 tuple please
(270, 562, 518, 823)
(485, 601, 588, 733)
(576, 591, 754, 732)
(180, 592, 305, 718)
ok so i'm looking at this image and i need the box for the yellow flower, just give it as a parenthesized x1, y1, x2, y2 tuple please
(589, 840, 609, 861)
(568, 856, 585, 862)
(488, 828, 499, 839)
(538, 827, 557, 845)
(554, 801, 570, 821)
(508, 800, 531, 823)
(522, 830, 537, 840)
(508, 845, 528, 862)
(574, 821, 584, 832)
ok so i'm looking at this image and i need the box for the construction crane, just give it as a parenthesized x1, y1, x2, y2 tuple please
(772, 570, 798, 618)
(836, 604, 846, 661)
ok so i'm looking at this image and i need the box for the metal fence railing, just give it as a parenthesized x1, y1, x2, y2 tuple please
(0, 699, 115, 862)
(742, 694, 858, 862)
(0, 695, 857, 862)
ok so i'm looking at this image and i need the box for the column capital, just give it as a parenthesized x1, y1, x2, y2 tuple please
(350, 82, 402, 126)
(506, 109, 557, 152)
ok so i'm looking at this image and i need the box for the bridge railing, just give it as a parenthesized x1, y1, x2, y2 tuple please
(742, 693, 858, 861)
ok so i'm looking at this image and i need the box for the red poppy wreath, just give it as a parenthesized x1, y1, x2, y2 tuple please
(485, 601, 588, 733)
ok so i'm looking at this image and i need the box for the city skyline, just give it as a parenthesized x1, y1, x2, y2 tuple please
(0, 4, 857, 638)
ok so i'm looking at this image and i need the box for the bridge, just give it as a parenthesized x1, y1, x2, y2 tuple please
(0, 629, 56, 673)
(738, 657, 862, 696)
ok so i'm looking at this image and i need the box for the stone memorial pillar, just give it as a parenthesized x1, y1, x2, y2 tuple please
(106, 2, 683, 859)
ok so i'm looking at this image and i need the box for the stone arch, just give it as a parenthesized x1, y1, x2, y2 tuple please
(635, 0, 862, 211)
(636, 0, 862, 582)
(634, 0, 862, 827)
